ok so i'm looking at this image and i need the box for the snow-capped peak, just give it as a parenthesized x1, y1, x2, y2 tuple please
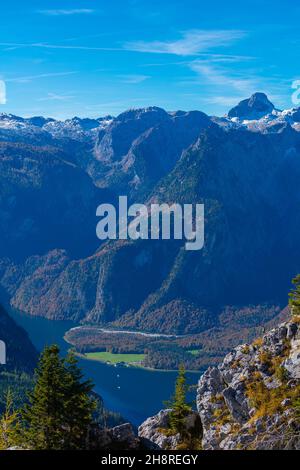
(0, 113, 115, 143)
(225, 93, 300, 133)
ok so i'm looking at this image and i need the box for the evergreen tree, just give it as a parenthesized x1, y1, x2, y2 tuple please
(22, 345, 95, 450)
(62, 350, 96, 449)
(0, 389, 20, 449)
(289, 274, 300, 317)
(168, 365, 192, 435)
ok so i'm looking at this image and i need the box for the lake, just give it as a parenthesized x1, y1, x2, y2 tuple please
(10, 310, 201, 426)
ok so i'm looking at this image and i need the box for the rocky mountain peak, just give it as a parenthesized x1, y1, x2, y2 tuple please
(0, 112, 25, 123)
(228, 92, 275, 120)
(116, 106, 169, 124)
(26, 116, 55, 128)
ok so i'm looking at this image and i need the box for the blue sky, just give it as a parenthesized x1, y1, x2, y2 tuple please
(0, 0, 299, 119)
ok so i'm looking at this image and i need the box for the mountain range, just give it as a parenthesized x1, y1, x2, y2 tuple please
(1, 92, 300, 335)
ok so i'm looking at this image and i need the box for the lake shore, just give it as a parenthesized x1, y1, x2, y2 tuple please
(74, 351, 202, 374)
(9, 308, 201, 425)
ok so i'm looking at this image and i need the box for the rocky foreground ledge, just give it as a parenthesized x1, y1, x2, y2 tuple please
(138, 318, 300, 450)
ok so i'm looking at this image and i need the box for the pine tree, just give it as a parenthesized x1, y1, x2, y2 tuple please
(0, 389, 20, 449)
(168, 365, 192, 435)
(289, 274, 300, 317)
(22, 345, 95, 450)
(62, 350, 96, 449)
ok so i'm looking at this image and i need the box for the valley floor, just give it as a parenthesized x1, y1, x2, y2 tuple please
(81, 351, 145, 366)
(64, 309, 290, 371)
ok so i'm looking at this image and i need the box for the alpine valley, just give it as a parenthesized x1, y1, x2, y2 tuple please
(1, 92, 300, 371)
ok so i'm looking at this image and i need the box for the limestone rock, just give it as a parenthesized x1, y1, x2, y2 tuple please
(197, 318, 300, 450)
(138, 409, 202, 450)
(90, 423, 141, 450)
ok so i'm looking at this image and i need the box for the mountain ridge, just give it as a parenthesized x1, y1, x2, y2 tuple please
(1, 94, 300, 342)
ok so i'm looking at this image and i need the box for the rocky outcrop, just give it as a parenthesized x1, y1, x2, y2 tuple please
(139, 318, 299, 451)
(89, 423, 141, 450)
(138, 409, 202, 450)
(6, 423, 142, 451)
(283, 324, 300, 379)
(197, 318, 300, 450)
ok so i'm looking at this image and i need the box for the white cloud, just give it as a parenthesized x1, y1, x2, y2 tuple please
(38, 9, 95, 16)
(123, 30, 246, 56)
(0, 80, 6, 104)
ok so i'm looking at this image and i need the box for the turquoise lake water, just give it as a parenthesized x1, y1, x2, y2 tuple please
(10, 310, 200, 426)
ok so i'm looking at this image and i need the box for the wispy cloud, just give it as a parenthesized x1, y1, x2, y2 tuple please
(0, 80, 6, 104)
(5, 71, 78, 83)
(188, 61, 258, 93)
(123, 29, 246, 56)
(0, 42, 120, 52)
(37, 93, 74, 102)
(0, 32, 246, 56)
(202, 95, 245, 107)
(117, 74, 150, 84)
(38, 9, 95, 16)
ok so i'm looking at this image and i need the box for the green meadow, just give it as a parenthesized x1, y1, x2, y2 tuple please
(84, 351, 145, 365)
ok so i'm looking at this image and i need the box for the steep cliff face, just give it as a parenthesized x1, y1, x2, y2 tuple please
(92, 107, 211, 198)
(116, 124, 300, 331)
(197, 318, 300, 450)
(0, 142, 109, 262)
